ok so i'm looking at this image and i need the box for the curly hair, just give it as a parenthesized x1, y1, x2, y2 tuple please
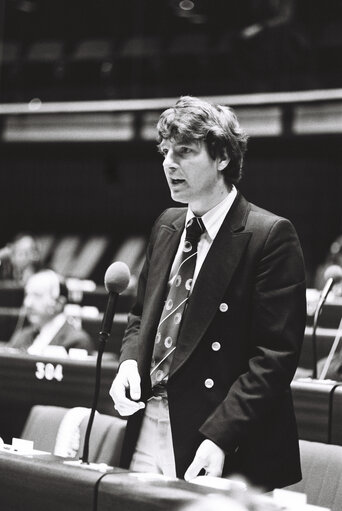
(157, 96, 248, 186)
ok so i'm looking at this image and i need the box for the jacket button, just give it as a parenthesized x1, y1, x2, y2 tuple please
(211, 342, 221, 351)
(219, 302, 228, 312)
(204, 378, 214, 389)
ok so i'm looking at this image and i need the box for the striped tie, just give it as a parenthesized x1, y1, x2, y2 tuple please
(150, 216, 205, 388)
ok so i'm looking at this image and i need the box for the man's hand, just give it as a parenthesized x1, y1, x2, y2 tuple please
(109, 360, 145, 416)
(184, 439, 225, 481)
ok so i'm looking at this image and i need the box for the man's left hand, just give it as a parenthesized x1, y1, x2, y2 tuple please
(184, 439, 225, 481)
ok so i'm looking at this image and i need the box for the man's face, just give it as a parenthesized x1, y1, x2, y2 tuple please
(24, 274, 59, 327)
(160, 139, 227, 215)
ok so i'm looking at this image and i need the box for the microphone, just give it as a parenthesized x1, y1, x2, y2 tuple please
(100, 262, 131, 339)
(81, 261, 130, 465)
(312, 264, 342, 378)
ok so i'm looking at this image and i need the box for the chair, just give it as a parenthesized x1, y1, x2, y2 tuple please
(0, 40, 22, 100)
(285, 439, 342, 511)
(21, 405, 126, 466)
(65, 38, 115, 99)
(20, 39, 65, 100)
(163, 32, 211, 95)
(115, 35, 163, 97)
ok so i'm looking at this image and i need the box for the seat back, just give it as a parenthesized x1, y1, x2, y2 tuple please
(79, 411, 126, 466)
(286, 440, 342, 511)
(21, 405, 67, 452)
(21, 405, 126, 466)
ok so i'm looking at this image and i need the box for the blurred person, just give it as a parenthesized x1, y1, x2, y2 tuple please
(0, 233, 41, 285)
(8, 269, 93, 355)
(110, 96, 306, 490)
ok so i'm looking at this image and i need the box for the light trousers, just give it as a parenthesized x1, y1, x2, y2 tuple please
(129, 396, 177, 477)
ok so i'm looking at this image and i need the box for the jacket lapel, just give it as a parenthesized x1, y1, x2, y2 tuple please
(141, 210, 186, 349)
(170, 193, 252, 378)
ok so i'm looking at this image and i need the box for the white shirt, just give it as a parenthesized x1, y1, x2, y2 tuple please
(169, 186, 238, 292)
(27, 313, 66, 355)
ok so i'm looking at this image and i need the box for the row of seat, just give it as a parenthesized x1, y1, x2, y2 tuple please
(1, 24, 340, 100)
(2, 22, 341, 67)
(0, 232, 146, 290)
(34, 233, 145, 283)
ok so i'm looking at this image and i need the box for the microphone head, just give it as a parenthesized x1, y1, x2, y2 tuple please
(104, 262, 131, 294)
(323, 264, 342, 283)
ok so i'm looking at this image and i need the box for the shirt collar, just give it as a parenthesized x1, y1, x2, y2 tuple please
(186, 185, 237, 242)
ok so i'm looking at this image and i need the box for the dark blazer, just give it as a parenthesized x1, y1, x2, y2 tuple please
(119, 192, 307, 490)
(8, 317, 94, 353)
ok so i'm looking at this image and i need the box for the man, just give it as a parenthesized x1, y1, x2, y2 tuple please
(110, 96, 306, 490)
(8, 269, 93, 355)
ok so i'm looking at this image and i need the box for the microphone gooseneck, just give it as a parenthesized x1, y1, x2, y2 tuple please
(81, 261, 131, 465)
(312, 265, 342, 379)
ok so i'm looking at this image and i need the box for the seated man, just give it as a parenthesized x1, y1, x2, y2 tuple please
(8, 269, 94, 355)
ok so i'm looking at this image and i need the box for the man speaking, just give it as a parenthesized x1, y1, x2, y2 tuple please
(110, 96, 306, 490)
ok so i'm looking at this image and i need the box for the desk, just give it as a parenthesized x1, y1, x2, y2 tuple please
(0, 452, 235, 511)
(291, 379, 342, 443)
(0, 350, 119, 442)
(0, 450, 109, 511)
(1, 349, 342, 447)
(0, 451, 238, 511)
(331, 385, 342, 445)
(0, 450, 330, 511)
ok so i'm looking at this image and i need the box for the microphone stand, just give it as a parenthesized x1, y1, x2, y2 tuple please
(81, 292, 118, 464)
(319, 316, 342, 380)
(312, 278, 334, 379)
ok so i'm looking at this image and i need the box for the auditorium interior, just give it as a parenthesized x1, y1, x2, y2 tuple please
(0, 0, 342, 510)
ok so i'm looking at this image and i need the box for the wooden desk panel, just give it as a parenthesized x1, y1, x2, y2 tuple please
(291, 379, 342, 443)
(0, 350, 119, 442)
(0, 451, 104, 511)
(331, 385, 342, 445)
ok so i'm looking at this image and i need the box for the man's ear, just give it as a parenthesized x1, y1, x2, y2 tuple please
(217, 149, 230, 171)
